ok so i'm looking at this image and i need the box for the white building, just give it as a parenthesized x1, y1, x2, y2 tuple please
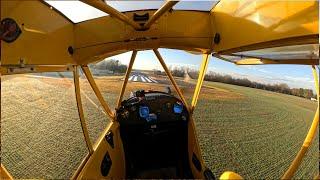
(310, 98, 318, 102)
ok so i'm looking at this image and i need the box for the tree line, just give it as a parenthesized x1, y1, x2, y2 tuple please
(93, 59, 127, 73)
(91, 60, 316, 99)
(155, 66, 186, 77)
(188, 70, 316, 99)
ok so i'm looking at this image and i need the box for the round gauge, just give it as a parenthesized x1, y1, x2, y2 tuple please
(166, 102, 171, 109)
(139, 106, 149, 118)
(1, 18, 22, 43)
(121, 110, 130, 119)
(173, 102, 183, 114)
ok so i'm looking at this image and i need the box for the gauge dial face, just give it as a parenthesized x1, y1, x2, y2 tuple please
(139, 106, 149, 118)
(173, 102, 183, 114)
(1, 18, 21, 43)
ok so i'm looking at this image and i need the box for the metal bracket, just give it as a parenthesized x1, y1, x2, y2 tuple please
(105, 131, 114, 148)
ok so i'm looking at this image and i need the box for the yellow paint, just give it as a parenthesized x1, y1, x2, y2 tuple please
(188, 116, 206, 179)
(74, 10, 213, 64)
(73, 66, 94, 154)
(0, 164, 13, 180)
(1, 1, 319, 179)
(80, 0, 141, 30)
(153, 49, 189, 109)
(1, 65, 73, 75)
(281, 108, 319, 179)
(81, 66, 115, 119)
(2, 1, 317, 65)
(1, 1, 74, 65)
(281, 67, 319, 179)
(76, 122, 126, 179)
(236, 58, 265, 65)
(143, 1, 178, 29)
(71, 153, 90, 180)
(212, 0, 318, 52)
(117, 51, 137, 108)
(191, 54, 210, 113)
(22, 26, 47, 35)
(220, 171, 243, 180)
(312, 66, 319, 100)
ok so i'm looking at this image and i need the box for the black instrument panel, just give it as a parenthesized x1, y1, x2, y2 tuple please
(116, 91, 189, 126)
(116, 90, 192, 178)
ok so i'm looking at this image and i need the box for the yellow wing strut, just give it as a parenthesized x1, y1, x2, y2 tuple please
(312, 65, 319, 99)
(143, 1, 178, 29)
(153, 49, 189, 110)
(191, 54, 210, 113)
(73, 66, 94, 154)
(0, 164, 13, 180)
(80, 0, 141, 30)
(117, 50, 137, 108)
(81, 65, 115, 119)
(282, 65, 319, 179)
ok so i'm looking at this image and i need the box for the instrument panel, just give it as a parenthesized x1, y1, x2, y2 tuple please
(116, 90, 192, 178)
(116, 90, 189, 126)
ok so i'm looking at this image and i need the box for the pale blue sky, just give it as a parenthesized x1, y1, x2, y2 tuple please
(107, 49, 317, 92)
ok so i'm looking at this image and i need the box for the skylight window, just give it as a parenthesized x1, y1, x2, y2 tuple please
(105, 1, 165, 12)
(45, 0, 218, 24)
(45, 0, 108, 23)
(173, 0, 219, 11)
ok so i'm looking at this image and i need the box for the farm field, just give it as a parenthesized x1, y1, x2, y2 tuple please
(1, 74, 318, 179)
(195, 81, 318, 179)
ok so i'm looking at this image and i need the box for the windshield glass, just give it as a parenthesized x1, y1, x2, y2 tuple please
(45, 0, 219, 23)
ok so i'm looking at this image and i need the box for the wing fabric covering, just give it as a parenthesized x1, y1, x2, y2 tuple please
(1, 1, 318, 65)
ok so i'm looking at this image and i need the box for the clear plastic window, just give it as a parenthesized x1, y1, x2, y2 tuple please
(79, 68, 113, 144)
(1, 72, 88, 179)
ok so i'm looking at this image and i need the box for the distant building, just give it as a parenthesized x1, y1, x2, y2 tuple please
(310, 97, 318, 101)
(153, 70, 161, 75)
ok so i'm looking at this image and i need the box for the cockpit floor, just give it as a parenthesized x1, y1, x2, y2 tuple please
(137, 167, 178, 178)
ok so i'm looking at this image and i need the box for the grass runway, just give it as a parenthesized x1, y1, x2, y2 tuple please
(1, 74, 318, 179)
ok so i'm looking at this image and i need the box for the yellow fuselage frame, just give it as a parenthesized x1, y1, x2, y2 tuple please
(1, 0, 319, 179)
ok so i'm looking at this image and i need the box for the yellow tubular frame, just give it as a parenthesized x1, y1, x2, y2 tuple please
(153, 49, 189, 109)
(80, 0, 141, 30)
(191, 54, 210, 113)
(0, 65, 73, 75)
(282, 65, 319, 179)
(73, 66, 94, 154)
(71, 153, 90, 180)
(143, 0, 179, 29)
(117, 50, 137, 108)
(312, 65, 319, 99)
(0, 164, 13, 180)
(81, 65, 115, 119)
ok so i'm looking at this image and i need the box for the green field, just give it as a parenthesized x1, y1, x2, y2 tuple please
(1, 74, 318, 179)
(194, 81, 318, 179)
